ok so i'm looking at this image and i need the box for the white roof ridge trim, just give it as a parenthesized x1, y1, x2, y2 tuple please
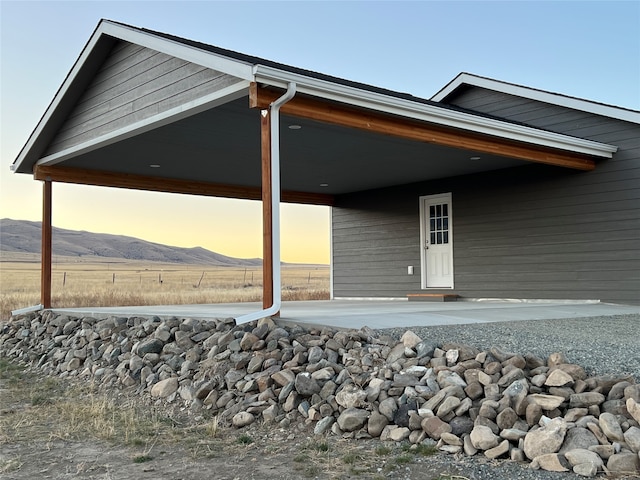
(432, 73, 640, 125)
(254, 65, 617, 158)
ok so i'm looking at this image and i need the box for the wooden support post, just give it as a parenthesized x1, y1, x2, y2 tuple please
(261, 109, 276, 312)
(41, 179, 52, 308)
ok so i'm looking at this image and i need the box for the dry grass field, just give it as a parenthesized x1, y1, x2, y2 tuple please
(0, 252, 329, 319)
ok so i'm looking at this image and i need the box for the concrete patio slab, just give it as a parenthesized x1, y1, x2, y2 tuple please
(52, 299, 639, 330)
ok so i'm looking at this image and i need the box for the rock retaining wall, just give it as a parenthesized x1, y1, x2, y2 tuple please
(1, 311, 639, 477)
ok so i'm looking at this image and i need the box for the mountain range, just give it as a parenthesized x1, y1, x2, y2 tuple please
(0, 218, 262, 266)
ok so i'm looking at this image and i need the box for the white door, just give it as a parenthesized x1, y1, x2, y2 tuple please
(420, 193, 454, 288)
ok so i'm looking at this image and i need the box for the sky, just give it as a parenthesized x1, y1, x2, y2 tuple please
(1, 1, 639, 265)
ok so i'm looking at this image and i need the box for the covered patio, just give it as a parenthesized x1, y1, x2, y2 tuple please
(11, 20, 619, 323)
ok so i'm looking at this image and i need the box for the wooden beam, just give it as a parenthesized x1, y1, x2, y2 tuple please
(33, 165, 334, 206)
(250, 83, 596, 171)
(261, 109, 275, 311)
(41, 179, 52, 309)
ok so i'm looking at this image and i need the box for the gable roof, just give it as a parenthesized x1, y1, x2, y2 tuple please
(432, 72, 640, 124)
(11, 19, 618, 177)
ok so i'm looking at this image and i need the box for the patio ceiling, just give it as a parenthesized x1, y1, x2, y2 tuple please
(34, 95, 535, 202)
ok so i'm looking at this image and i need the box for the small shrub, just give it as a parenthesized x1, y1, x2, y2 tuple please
(394, 454, 413, 465)
(311, 441, 329, 452)
(414, 443, 438, 456)
(375, 445, 392, 456)
(132, 455, 152, 463)
(204, 416, 219, 437)
(342, 453, 358, 464)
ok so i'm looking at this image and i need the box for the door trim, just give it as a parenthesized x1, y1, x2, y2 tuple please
(419, 192, 454, 289)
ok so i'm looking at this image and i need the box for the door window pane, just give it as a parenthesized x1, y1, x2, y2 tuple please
(427, 202, 450, 245)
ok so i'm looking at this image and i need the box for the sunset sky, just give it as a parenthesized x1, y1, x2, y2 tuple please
(1, 1, 639, 264)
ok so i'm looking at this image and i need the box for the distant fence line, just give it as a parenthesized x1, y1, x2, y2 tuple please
(55, 267, 325, 289)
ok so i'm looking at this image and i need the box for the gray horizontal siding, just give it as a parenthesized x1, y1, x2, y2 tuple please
(332, 197, 421, 297)
(45, 41, 243, 156)
(332, 94, 640, 304)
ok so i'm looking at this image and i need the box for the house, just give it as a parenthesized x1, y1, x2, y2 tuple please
(12, 20, 640, 321)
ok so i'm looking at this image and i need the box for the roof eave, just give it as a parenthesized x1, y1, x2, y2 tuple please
(254, 65, 617, 159)
(432, 73, 640, 125)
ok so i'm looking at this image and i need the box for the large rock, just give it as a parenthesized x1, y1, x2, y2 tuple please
(564, 446, 597, 466)
(627, 398, 640, 424)
(367, 410, 388, 438)
(388, 427, 411, 441)
(436, 396, 461, 418)
(386, 343, 407, 363)
(401, 330, 422, 348)
(559, 427, 598, 454)
(532, 453, 569, 472)
(150, 377, 178, 398)
(437, 370, 467, 389)
(527, 394, 565, 410)
(523, 418, 568, 460)
(232, 412, 255, 428)
(496, 407, 518, 430)
(337, 408, 369, 432)
(485, 439, 510, 459)
(606, 453, 640, 476)
(570, 392, 605, 408)
(421, 416, 452, 440)
(564, 448, 603, 472)
(573, 463, 598, 477)
(365, 378, 385, 402)
(598, 412, 624, 442)
(624, 426, 640, 453)
(379, 397, 398, 421)
(314, 416, 334, 435)
(137, 338, 164, 355)
(469, 425, 500, 450)
(545, 369, 574, 387)
(336, 384, 367, 408)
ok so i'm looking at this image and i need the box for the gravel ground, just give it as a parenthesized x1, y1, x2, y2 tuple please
(377, 313, 640, 381)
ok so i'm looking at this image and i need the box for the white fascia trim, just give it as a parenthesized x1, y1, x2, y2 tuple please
(432, 73, 640, 125)
(36, 81, 249, 167)
(254, 65, 618, 158)
(101, 21, 255, 80)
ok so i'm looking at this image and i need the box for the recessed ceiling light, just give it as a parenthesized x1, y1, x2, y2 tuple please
(288, 125, 302, 130)
(149, 164, 161, 168)
(320, 183, 329, 187)
(469, 156, 481, 161)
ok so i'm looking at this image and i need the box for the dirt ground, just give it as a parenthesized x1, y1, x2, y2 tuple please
(1, 433, 536, 480)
